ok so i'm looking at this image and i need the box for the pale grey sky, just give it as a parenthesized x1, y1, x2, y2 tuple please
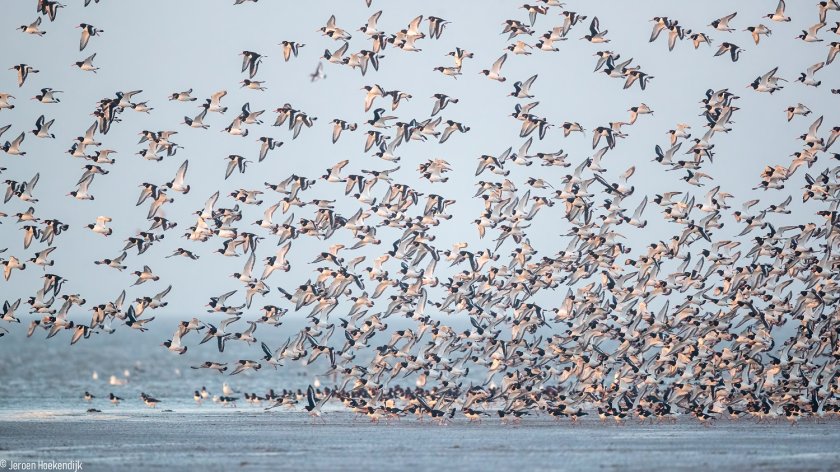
(1, 0, 837, 317)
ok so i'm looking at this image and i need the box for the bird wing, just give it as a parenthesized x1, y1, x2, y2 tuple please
(367, 10, 382, 30)
(650, 23, 664, 42)
(317, 388, 333, 409)
(431, 97, 445, 116)
(77, 174, 94, 193)
(225, 158, 237, 179)
(491, 54, 507, 74)
(243, 251, 256, 278)
(218, 290, 237, 304)
(667, 28, 677, 51)
(808, 115, 824, 136)
(332, 122, 343, 143)
(808, 22, 826, 35)
(211, 90, 227, 105)
(518, 137, 532, 156)
(174, 160, 189, 184)
(408, 15, 424, 34)
(498, 146, 513, 163)
(85, 121, 98, 140)
(335, 41, 349, 57)
(439, 125, 456, 144)
(278, 241, 292, 260)
(522, 74, 538, 91)
(220, 316, 240, 332)
(80, 28, 91, 51)
(154, 285, 172, 301)
(306, 385, 317, 410)
(633, 196, 648, 219)
(28, 172, 39, 190)
(760, 67, 778, 82)
(807, 62, 824, 76)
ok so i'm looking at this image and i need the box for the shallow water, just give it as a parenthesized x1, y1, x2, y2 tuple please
(0, 318, 326, 414)
(1, 413, 839, 471)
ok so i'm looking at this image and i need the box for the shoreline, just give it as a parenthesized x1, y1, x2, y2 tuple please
(2, 413, 839, 471)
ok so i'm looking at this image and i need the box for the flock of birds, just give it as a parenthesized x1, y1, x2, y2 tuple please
(2, 0, 840, 425)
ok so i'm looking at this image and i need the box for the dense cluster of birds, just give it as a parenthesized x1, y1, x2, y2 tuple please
(2, 0, 840, 425)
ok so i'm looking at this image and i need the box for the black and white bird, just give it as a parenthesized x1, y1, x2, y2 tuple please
(714, 42, 743, 62)
(77, 23, 103, 51)
(20, 17, 46, 36)
(280, 41, 305, 61)
(582, 17, 609, 43)
(11, 64, 39, 87)
(240, 50, 266, 78)
(304, 385, 332, 421)
(72, 53, 98, 72)
(480, 54, 508, 81)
